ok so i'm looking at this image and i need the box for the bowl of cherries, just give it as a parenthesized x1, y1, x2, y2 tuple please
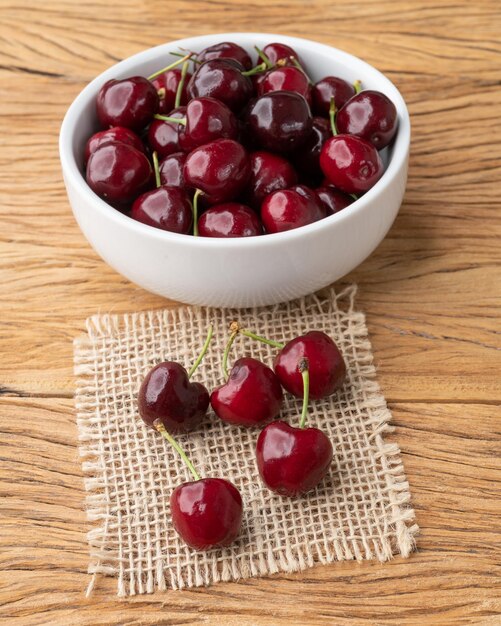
(60, 33, 410, 307)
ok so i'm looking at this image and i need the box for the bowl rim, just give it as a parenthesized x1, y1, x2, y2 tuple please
(59, 32, 411, 250)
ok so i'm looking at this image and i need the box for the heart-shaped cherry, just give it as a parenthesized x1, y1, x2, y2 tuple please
(177, 97, 239, 152)
(198, 203, 262, 238)
(96, 76, 159, 131)
(312, 76, 356, 117)
(187, 59, 253, 113)
(159, 152, 187, 188)
(199, 41, 253, 70)
(183, 139, 250, 204)
(86, 141, 152, 205)
(245, 151, 297, 209)
(258, 66, 311, 103)
(315, 186, 354, 215)
(336, 89, 398, 149)
(138, 326, 213, 432)
(131, 185, 193, 234)
(261, 184, 326, 234)
(147, 106, 186, 158)
(84, 126, 145, 163)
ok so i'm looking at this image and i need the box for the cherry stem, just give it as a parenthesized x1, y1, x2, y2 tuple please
(147, 53, 192, 81)
(290, 57, 313, 85)
(152, 151, 161, 188)
(174, 60, 189, 108)
(170, 50, 202, 66)
(154, 114, 187, 126)
(254, 46, 273, 68)
(350, 193, 358, 201)
(329, 98, 338, 136)
(234, 324, 285, 349)
(242, 62, 267, 76)
(354, 79, 362, 94)
(157, 87, 166, 100)
(192, 189, 203, 237)
(222, 323, 240, 381)
(188, 323, 213, 379)
(298, 358, 310, 429)
(153, 419, 200, 481)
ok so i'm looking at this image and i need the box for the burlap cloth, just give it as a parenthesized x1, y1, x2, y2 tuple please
(74, 285, 418, 597)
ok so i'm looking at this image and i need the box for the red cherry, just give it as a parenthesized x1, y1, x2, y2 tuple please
(198, 203, 262, 238)
(147, 106, 186, 158)
(96, 76, 159, 131)
(199, 41, 252, 70)
(130, 186, 193, 234)
(245, 151, 297, 209)
(152, 68, 191, 114)
(187, 59, 253, 113)
(158, 152, 187, 188)
(274, 331, 346, 399)
(211, 357, 283, 426)
(183, 139, 250, 204)
(84, 126, 144, 163)
(336, 90, 398, 149)
(312, 77, 355, 117)
(262, 42, 302, 67)
(258, 66, 311, 103)
(256, 421, 333, 496)
(315, 186, 354, 215)
(138, 362, 209, 433)
(178, 97, 238, 152)
(293, 116, 331, 184)
(170, 478, 243, 550)
(261, 185, 325, 234)
(86, 141, 152, 204)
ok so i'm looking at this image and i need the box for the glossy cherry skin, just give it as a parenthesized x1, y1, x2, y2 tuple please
(84, 126, 144, 163)
(247, 91, 312, 153)
(187, 59, 253, 113)
(170, 478, 242, 550)
(245, 151, 297, 209)
(199, 41, 252, 70)
(320, 135, 384, 194)
(262, 43, 302, 67)
(183, 139, 250, 204)
(311, 76, 355, 117)
(147, 106, 186, 158)
(178, 97, 238, 152)
(336, 90, 398, 149)
(159, 152, 187, 187)
(96, 76, 159, 131)
(258, 66, 311, 104)
(211, 358, 283, 426)
(261, 185, 325, 234)
(256, 421, 333, 496)
(274, 331, 346, 399)
(86, 142, 152, 204)
(152, 68, 191, 114)
(138, 362, 209, 433)
(198, 203, 262, 238)
(315, 186, 354, 215)
(130, 186, 193, 234)
(293, 116, 331, 184)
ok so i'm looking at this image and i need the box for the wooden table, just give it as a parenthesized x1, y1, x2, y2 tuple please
(1, 1, 500, 623)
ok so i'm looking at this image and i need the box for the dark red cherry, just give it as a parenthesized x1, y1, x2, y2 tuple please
(312, 77, 355, 117)
(245, 151, 297, 209)
(258, 66, 311, 103)
(130, 186, 193, 234)
(320, 135, 384, 194)
(86, 141, 152, 204)
(178, 97, 238, 152)
(199, 41, 252, 70)
(198, 203, 262, 238)
(152, 68, 191, 114)
(170, 478, 242, 550)
(187, 59, 253, 113)
(159, 152, 187, 187)
(211, 357, 283, 426)
(96, 76, 159, 131)
(84, 126, 144, 163)
(262, 42, 302, 67)
(147, 106, 186, 158)
(274, 331, 346, 399)
(138, 362, 209, 433)
(261, 184, 325, 234)
(336, 90, 398, 149)
(293, 116, 331, 184)
(256, 421, 333, 496)
(315, 186, 354, 215)
(247, 91, 312, 153)
(183, 139, 250, 204)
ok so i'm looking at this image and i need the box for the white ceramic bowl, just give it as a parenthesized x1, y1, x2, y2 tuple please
(60, 33, 410, 307)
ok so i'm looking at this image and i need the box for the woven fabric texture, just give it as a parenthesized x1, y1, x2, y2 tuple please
(74, 285, 418, 597)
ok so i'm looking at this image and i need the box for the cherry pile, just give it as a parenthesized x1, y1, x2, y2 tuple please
(138, 322, 346, 550)
(85, 41, 398, 237)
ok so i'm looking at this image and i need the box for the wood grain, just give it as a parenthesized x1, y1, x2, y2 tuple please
(1, 0, 500, 623)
